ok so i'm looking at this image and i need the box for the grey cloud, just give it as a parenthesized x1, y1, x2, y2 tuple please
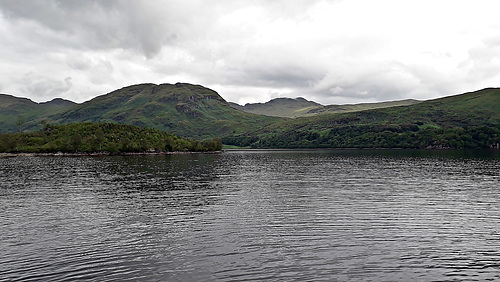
(20, 74, 73, 101)
(252, 68, 323, 89)
(1, 0, 336, 99)
(66, 53, 113, 73)
(66, 55, 93, 71)
(220, 62, 324, 90)
(1, 0, 499, 105)
(305, 62, 429, 103)
(1, 1, 123, 46)
(0, 0, 192, 57)
(466, 38, 500, 81)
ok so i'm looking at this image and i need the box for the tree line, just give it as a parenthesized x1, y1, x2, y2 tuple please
(224, 124, 500, 149)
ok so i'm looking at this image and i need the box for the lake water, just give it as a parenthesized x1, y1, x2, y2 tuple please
(1, 149, 500, 281)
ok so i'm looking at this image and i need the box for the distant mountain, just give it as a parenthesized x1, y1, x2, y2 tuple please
(230, 97, 322, 118)
(5, 83, 281, 139)
(224, 88, 500, 149)
(230, 97, 421, 118)
(40, 98, 76, 107)
(0, 94, 76, 132)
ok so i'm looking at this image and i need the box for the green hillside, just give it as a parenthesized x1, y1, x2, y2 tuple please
(48, 83, 282, 139)
(0, 122, 221, 153)
(0, 94, 76, 132)
(230, 97, 420, 118)
(224, 88, 500, 149)
(311, 99, 421, 115)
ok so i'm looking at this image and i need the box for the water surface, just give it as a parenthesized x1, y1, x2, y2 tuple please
(1, 149, 500, 281)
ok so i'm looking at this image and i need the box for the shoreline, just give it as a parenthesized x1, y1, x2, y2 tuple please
(0, 150, 224, 157)
(2, 147, 498, 158)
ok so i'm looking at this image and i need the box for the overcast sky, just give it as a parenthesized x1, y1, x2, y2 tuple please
(1, 0, 499, 105)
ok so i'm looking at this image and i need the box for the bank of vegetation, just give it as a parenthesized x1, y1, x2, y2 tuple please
(0, 122, 222, 154)
(224, 88, 500, 149)
(224, 124, 500, 149)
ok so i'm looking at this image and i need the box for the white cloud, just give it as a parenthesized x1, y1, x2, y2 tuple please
(1, 0, 500, 105)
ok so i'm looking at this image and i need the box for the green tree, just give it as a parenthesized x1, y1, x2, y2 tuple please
(70, 134, 82, 151)
(120, 137, 131, 152)
(95, 128, 105, 151)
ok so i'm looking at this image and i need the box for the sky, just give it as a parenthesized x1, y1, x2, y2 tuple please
(1, 0, 500, 105)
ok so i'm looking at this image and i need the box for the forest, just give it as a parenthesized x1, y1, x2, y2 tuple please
(224, 124, 500, 149)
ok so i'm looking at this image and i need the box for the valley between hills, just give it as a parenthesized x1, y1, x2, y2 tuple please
(1, 82, 499, 152)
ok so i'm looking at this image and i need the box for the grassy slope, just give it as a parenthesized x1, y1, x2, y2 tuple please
(231, 97, 421, 118)
(228, 88, 500, 148)
(264, 88, 500, 130)
(0, 94, 76, 133)
(314, 99, 421, 115)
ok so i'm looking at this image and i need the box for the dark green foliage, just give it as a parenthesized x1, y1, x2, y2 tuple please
(231, 125, 500, 149)
(0, 122, 222, 153)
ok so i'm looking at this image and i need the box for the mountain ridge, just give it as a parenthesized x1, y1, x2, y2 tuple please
(230, 96, 421, 118)
(2, 84, 499, 149)
(229, 97, 322, 118)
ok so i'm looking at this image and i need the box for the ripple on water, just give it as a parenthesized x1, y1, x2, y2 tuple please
(1, 151, 500, 281)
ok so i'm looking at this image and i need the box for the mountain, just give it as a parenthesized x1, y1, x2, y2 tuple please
(44, 83, 281, 139)
(230, 97, 421, 118)
(224, 88, 500, 149)
(0, 94, 76, 132)
(40, 98, 76, 107)
(230, 97, 322, 118)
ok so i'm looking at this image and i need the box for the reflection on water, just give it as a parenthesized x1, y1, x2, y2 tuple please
(1, 150, 500, 281)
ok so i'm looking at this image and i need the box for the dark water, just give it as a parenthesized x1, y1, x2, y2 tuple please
(1, 149, 500, 281)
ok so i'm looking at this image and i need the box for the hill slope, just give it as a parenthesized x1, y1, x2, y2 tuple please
(231, 97, 421, 118)
(224, 88, 500, 149)
(46, 83, 282, 139)
(312, 99, 421, 115)
(0, 94, 76, 132)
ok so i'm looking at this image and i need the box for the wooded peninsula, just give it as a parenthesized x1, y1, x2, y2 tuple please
(0, 122, 222, 154)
